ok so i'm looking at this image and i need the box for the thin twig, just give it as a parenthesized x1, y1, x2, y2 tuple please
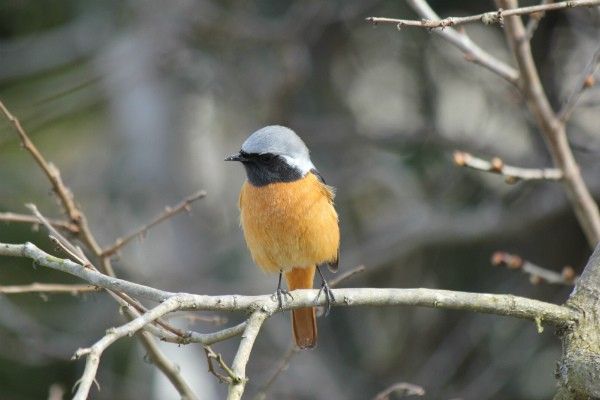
(453, 151, 563, 183)
(558, 45, 600, 122)
(101, 191, 207, 257)
(26, 203, 91, 267)
(367, 0, 600, 30)
(0, 100, 80, 222)
(251, 346, 300, 400)
(498, 0, 600, 246)
(372, 382, 426, 400)
(491, 251, 577, 286)
(204, 345, 240, 384)
(329, 264, 366, 287)
(0, 212, 78, 233)
(401, 0, 520, 84)
(0, 283, 99, 294)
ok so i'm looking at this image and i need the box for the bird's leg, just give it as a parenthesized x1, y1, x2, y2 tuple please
(316, 265, 336, 316)
(272, 270, 293, 309)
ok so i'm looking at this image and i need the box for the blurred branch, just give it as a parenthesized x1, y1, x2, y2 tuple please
(525, 0, 552, 40)
(137, 331, 199, 400)
(0, 212, 78, 233)
(372, 382, 426, 400)
(0, 283, 99, 295)
(329, 264, 366, 287)
(101, 190, 207, 257)
(491, 251, 577, 286)
(558, 45, 600, 123)
(401, 0, 520, 84)
(367, 1, 600, 29)
(497, 0, 600, 246)
(453, 151, 563, 183)
(251, 346, 300, 400)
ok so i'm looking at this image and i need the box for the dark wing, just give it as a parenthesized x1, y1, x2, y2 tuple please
(311, 169, 339, 273)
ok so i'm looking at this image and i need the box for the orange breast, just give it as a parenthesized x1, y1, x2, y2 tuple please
(239, 172, 339, 273)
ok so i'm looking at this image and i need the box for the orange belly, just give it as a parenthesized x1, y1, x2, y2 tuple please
(239, 172, 339, 273)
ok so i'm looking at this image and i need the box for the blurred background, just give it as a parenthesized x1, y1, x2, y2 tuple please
(1, 1, 600, 399)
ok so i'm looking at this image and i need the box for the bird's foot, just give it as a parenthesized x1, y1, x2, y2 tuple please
(315, 279, 336, 317)
(272, 287, 294, 309)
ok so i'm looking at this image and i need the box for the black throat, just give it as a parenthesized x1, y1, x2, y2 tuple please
(240, 152, 303, 186)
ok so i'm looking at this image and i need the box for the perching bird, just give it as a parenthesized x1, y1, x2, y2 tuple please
(226, 125, 340, 349)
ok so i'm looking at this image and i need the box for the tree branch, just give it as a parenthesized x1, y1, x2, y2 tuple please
(367, 1, 600, 30)
(0, 100, 81, 223)
(497, 0, 600, 246)
(0, 241, 582, 399)
(101, 190, 207, 257)
(0, 283, 99, 294)
(491, 251, 577, 286)
(0, 242, 578, 324)
(557, 45, 600, 123)
(398, 0, 520, 84)
(372, 382, 426, 400)
(453, 151, 563, 183)
(228, 311, 268, 400)
(0, 212, 78, 233)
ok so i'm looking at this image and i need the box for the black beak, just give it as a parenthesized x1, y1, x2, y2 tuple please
(225, 152, 243, 162)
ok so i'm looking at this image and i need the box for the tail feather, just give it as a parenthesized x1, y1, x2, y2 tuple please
(285, 266, 317, 349)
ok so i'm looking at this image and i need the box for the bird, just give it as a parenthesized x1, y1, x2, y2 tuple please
(225, 125, 340, 349)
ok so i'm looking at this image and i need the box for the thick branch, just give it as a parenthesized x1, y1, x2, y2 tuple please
(0, 242, 578, 326)
(228, 311, 268, 400)
(367, 1, 600, 30)
(498, 0, 600, 246)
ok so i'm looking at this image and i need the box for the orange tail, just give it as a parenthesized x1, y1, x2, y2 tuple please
(284, 266, 317, 349)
